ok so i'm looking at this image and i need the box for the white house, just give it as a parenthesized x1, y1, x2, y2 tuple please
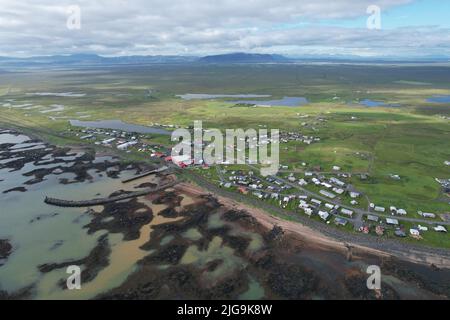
(350, 192, 360, 199)
(319, 190, 336, 199)
(332, 187, 345, 195)
(386, 218, 399, 225)
(318, 211, 330, 221)
(434, 226, 448, 233)
(303, 207, 313, 216)
(102, 138, 116, 144)
(341, 208, 353, 217)
(117, 141, 138, 150)
(421, 212, 436, 219)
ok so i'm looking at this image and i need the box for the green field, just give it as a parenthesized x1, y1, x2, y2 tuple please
(0, 63, 449, 246)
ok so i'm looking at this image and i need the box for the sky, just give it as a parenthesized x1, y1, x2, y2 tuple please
(0, 0, 449, 58)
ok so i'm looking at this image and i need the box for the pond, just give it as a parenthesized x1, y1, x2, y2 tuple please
(426, 95, 450, 103)
(357, 99, 400, 108)
(229, 96, 308, 107)
(176, 94, 271, 100)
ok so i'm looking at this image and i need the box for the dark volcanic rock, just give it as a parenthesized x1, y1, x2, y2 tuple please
(267, 263, 318, 299)
(84, 198, 152, 241)
(144, 244, 188, 265)
(264, 225, 284, 243)
(2, 186, 26, 194)
(344, 272, 400, 300)
(153, 191, 183, 207)
(0, 239, 12, 260)
(38, 234, 110, 285)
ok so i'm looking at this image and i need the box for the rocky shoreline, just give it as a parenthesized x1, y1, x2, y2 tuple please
(183, 172, 450, 268)
(1, 129, 449, 300)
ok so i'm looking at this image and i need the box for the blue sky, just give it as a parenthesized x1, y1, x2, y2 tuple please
(321, 0, 450, 29)
(0, 0, 449, 57)
(273, 0, 450, 30)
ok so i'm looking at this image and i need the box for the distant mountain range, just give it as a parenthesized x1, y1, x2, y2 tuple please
(0, 52, 448, 68)
(0, 53, 197, 67)
(199, 53, 290, 63)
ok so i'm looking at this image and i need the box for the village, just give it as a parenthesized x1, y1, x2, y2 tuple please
(65, 124, 449, 243)
(209, 164, 449, 239)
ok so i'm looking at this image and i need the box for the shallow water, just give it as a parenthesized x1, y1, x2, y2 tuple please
(176, 94, 271, 100)
(0, 132, 174, 298)
(427, 95, 450, 103)
(229, 96, 308, 107)
(182, 228, 203, 241)
(0, 134, 30, 145)
(359, 99, 387, 107)
(27, 92, 86, 98)
(181, 236, 247, 283)
(35, 201, 183, 299)
(358, 99, 400, 108)
(239, 276, 265, 300)
(1, 131, 447, 300)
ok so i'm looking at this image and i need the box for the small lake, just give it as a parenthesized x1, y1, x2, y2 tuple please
(27, 92, 86, 98)
(426, 95, 450, 103)
(358, 99, 400, 108)
(69, 120, 171, 135)
(176, 94, 271, 100)
(229, 96, 308, 107)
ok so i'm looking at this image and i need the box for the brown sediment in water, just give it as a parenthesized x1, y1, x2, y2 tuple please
(3, 131, 449, 300)
(175, 182, 450, 268)
(84, 197, 154, 241)
(98, 191, 402, 299)
(37, 234, 111, 286)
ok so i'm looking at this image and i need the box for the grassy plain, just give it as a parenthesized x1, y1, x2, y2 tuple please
(0, 63, 449, 222)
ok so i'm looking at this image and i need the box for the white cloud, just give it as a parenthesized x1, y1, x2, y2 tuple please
(0, 0, 448, 57)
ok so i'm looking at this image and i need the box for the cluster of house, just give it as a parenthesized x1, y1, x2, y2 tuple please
(368, 203, 408, 216)
(216, 168, 449, 239)
(220, 170, 290, 197)
(368, 213, 447, 236)
(221, 175, 356, 225)
(70, 128, 164, 153)
(435, 177, 450, 194)
(365, 214, 447, 238)
(298, 196, 353, 223)
(279, 132, 321, 145)
(290, 171, 352, 200)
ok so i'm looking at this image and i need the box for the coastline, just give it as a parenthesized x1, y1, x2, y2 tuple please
(2, 123, 449, 268)
(175, 181, 450, 269)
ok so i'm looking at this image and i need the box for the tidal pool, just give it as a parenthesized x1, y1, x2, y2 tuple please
(0, 132, 175, 298)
